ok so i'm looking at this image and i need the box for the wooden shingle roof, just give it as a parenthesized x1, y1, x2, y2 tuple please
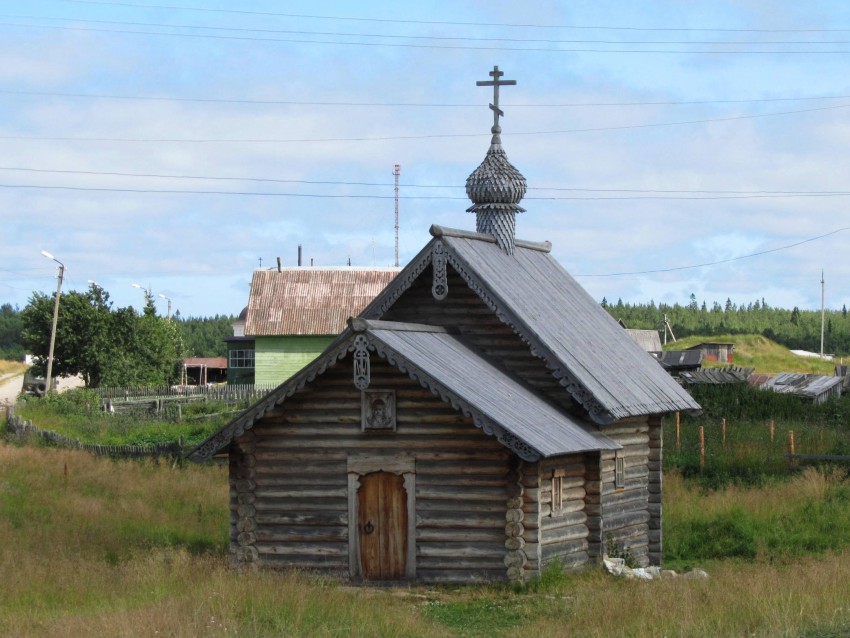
(362, 226, 700, 424)
(244, 267, 400, 337)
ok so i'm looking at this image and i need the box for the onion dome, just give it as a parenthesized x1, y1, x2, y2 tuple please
(466, 66, 527, 255)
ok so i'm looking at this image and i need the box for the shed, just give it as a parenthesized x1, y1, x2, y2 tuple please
(751, 372, 843, 404)
(624, 328, 662, 352)
(181, 357, 227, 385)
(245, 267, 400, 385)
(189, 67, 700, 583)
(685, 342, 735, 363)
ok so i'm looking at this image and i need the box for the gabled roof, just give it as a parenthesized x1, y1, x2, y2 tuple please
(188, 319, 619, 463)
(625, 329, 663, 353)
(361, 226, 700, 424)
(245, 267, 400, 337)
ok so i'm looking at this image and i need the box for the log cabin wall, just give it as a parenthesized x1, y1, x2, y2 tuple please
(228, 357, 515, 583)
(647, 414, 663, 566)
(598, 416, 652, 566)
(532, 454, 593, 573)
(380, 265, 577, 413)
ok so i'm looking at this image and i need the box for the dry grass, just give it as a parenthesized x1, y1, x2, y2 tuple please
(0, 360, 27, 376)
(2, 444, 850, 637)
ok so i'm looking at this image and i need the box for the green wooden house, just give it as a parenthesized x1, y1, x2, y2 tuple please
(245, 267, 400, 386)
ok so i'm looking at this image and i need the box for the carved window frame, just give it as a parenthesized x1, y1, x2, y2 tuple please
(346, 454, 416, 580)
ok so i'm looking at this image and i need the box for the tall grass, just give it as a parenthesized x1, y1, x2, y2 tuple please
(2, 444, 850, 637)
(13, 389, 238, 446)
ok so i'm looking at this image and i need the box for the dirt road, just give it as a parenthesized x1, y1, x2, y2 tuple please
(0, 373, 85, 407)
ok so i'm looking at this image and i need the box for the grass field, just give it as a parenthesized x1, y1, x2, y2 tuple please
(665, 334, 839, 374)
(1, 442, 850, 637)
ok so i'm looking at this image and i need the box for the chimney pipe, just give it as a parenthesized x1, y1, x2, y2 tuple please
(276, 257, 282, 272)
(298, 244, 302, 267)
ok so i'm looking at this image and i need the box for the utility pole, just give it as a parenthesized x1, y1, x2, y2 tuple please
(41, 251, 64, 395)
(821, 269, 825, 357)
(393, 164, 401, 267)
(663, 314, 676, 344)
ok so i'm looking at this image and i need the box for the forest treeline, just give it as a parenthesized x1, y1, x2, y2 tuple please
(4, 294, 850, 364)
(603, 295, 850, 355)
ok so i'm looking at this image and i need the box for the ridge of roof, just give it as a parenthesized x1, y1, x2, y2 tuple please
(429, 224, 551, 253)
(252, 266, 402, 273)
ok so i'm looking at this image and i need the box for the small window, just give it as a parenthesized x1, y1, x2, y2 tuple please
(229, 349, 255, 369)
(550, 474, 563, 516)
(615, 451, 625, 489)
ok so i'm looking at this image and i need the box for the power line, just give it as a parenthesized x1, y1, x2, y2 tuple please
(4, 101, 850, 144)
(3, 167, 850, 198)
(8, 21, 850, 54)
(11, 13, 850, 45)
(5, 87, 850, 108)
(575, 227, 850, 277)
(53, 0, 850, 33)
(5, 182, 850, 201)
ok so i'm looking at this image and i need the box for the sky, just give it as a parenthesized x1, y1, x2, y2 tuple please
(3, 1, 850, 319)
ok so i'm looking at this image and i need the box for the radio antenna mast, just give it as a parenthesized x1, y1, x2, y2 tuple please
(393, 164, 401, 267)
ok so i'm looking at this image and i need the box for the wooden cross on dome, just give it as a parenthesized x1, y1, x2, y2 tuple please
(476, 65, 516, 134)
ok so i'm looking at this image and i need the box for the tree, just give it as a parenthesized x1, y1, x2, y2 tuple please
(0, 303, 23, 361)
(21, 283, 184, 387)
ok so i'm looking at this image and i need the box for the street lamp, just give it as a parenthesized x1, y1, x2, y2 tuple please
(41, 250, 64, 395)
(158, 293, 172, 319)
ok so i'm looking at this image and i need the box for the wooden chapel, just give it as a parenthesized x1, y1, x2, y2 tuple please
(189, 66, 700, 584)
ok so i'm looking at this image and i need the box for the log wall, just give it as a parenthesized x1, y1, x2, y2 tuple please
(531, 454, 592, 573)
(598, 416, 652, 566)
(230, 357, 514, 583)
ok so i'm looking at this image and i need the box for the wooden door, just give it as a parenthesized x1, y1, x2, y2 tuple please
(357, 471, 408, 580)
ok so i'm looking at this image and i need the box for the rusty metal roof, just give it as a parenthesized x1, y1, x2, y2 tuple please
(183, 357, 227, 368)
(244, 267, 400, 336)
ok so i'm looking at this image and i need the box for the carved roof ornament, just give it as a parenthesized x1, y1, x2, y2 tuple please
(466, 65, 527, 255)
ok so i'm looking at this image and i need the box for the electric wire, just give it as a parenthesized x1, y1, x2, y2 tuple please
(5, 88, 850, 108)
(52, 0, 850, 33)
(4, 101, 850, 144)
(7, 20, 850, 54)
(10, 13, 850, 45)
(575, 227, 850, 277)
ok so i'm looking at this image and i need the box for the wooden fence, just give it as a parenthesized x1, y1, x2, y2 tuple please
(673, 411, 850, 470)
(4, 409, 185, 460)
(97, 383, 276, 401)
(97, 384, 276, 417)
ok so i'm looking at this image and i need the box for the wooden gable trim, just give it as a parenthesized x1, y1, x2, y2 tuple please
(190, 323, 547, 463)
(188, 333, 356, 462)
(437, 242, 614, 425)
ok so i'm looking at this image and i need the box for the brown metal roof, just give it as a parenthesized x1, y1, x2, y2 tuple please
(183, 357, 227, 369)
(244, 267, 400, 336)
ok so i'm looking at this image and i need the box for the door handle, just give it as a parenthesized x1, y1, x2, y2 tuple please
(363, 520, 375, 534)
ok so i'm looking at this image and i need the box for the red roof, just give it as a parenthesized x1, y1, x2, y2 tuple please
(183, 357, 227, 369)
(245, 267, 400, 336)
